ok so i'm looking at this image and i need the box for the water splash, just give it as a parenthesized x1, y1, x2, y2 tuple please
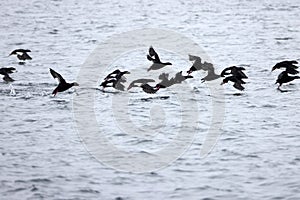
(9, 84, 16, 96)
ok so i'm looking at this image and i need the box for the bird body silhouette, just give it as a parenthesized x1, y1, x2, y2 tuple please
(141, 83, 160, 94)
(147, 46, 172, 71)
(9, 49, 32, 61)
(221, 76, 245, 91)
(50, 68, 79, 96)
(100, 69, 130, 91)
(0, 67, 16, 82)
(276, 71, 300, 89)
(220, 66, 248, 91)
(221, 66, 248, 79)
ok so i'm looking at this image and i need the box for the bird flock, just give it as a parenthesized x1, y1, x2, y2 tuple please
(0, 46, 299, 95)
(99, 46, 299, 94)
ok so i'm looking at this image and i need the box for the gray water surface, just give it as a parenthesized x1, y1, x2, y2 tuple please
(1, 0, 300, 199)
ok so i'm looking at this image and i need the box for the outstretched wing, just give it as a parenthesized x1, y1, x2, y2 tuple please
(0, 67, 16, 74)
(3, 73, 14, 82)
(147, 55, 154, 61)
(285, 60, 298, 65)
(148, 46, 160, 63)
(135, 78, 156, 84)
(149, 46, 156, 57)
(236, 70, 248, 79)
(114, 82, 125, 91)
(15, 49, 31, 53)
(233, 82, 245, 91)
(277, 60, 299, 69)
(237, 67, 246, 71)
(220, 67, 232, 77)
(158, 73, 169, 80)
(9, 49, 31, 55)
(286, 66, 299, 74)
(127, 79, 155, 90)
(22, 52, 32, 60)
(201, 61, 214, 71)
(5, 67, 16, 73)
(50, 68, 66, 84)
(188, 54, 201, 62)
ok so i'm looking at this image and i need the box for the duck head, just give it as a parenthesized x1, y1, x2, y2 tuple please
(220, 78, 229, 85)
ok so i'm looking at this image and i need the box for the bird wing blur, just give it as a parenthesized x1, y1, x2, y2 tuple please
(50, 68, 66, 84)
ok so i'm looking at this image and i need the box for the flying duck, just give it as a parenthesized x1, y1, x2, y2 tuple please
(0, 67, 16, 82)
(0, 67, 16, 74)
(275, 70, 300, 89)
(220, 66, 248, 79)
(104, 69, 120, 80)
(100, 69, 130, 91)
(9, 49, 32, 61)
(141, 83, 160, 94)
(173, 71, 193, 84)
(192, 61, 221, 82)
(100, 79, 126, 91)
(187, 54, 203, 74)
(272, 60, 299, 74)
(221, 76, 246, 91)
(187, 55, 214, 74)
(104, 69, 130, 80)
(49, 68, 79, 96)
(147, 46, 172, 71)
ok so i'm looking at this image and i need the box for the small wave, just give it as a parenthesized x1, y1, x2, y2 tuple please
(261, 104, 276, 108)
(49, 29, 58, 34)
(7, 187, 27, 193)
(275, 37, 293, 41)
(140, 96, 170, 101)
(232, 93, 244, 96)
(15, 130, 31, 134)
(79, 188, 100, 194)
(173, 169, 196, 173)
(113, 133, 127, 136)
(29, 178, 52, 183)
(138, 150, 154, 155)
(50, 99, 70, 103)
(14, 179, 26, 183)
(135, 139, 153, 144)
(115, 197, 125, 200)
(24, 119, 37, 123)
(95, 88, 121, 94)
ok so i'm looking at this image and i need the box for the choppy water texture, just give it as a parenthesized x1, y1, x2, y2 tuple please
(1, 0, 300, 199)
